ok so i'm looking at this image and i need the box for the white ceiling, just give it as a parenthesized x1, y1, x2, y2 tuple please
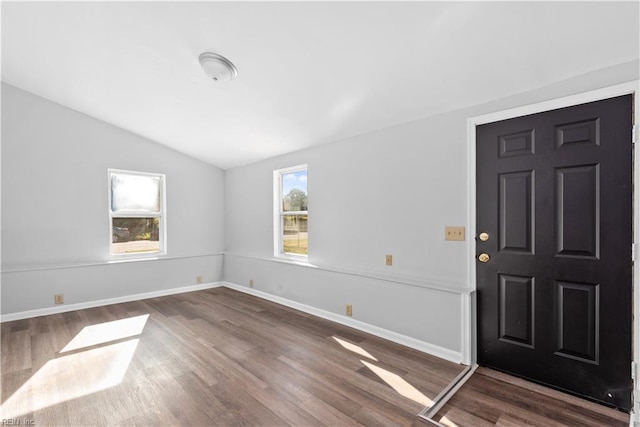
(2, 2, 638, 170)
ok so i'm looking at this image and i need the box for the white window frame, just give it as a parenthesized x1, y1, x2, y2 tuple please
(274, 164, 308, 259)
(108, 168, 166, 258)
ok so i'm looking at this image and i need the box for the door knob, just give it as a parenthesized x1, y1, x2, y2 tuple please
(478, 253, 490, 263)
(478, 232, 489, 242)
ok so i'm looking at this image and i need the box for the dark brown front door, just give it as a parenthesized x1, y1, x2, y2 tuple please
(476, 95, 633, 411)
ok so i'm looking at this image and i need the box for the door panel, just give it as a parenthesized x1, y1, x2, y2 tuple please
(555, 118, 599, 148)
(499, 171, 535, 253)
(499, 274, 535, 347)
(499, 130, 535, 157)
(555, 280, 599, 364)
(476, 94, 633, 411)
(555, 164, 599, 258)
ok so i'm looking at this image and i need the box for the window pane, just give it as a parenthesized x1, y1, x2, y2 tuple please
(112, 218, 160, 254)
(111, 173, 160, 213)
(282, 214, 308, 255)
(282, 170, 307, 212)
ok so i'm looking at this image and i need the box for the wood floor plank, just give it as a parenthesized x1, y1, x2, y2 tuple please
(438, 407, 496, 427)
(0, 368, 32, 406)
(299, 394, 363, 426)
(1, 329, 31, 373)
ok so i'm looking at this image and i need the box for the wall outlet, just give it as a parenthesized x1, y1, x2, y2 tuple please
(385, 254, 393, 266)
(445, 226, 465, 241)
(54, 294, 64, 305)
(196, 275, 203, 284)
(346, 304, 353, 316)
(249, 279, 254, 288)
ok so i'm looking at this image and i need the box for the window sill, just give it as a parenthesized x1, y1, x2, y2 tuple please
(108, 253, 167, 264)
(109, 250, 167, 261)
(274, 254, 313, 267)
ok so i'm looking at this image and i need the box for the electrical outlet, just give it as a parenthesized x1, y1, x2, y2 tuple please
(250, 279, 254, 288)
(385, 254, 393, 266)
(445, 226, 465, 241)
(54, 294, 64, 304)
(346, 304, 353, 316)
(196, 275, 203, 284)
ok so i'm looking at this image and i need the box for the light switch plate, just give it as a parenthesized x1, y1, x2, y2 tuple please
(445, 226, 465, 241)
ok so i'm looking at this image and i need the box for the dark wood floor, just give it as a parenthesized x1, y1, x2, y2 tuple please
(1, 287, 630, 426)
(431, 367, 629, 427)
(1, 287, 463, 426)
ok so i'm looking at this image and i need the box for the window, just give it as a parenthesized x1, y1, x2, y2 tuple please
(108, 169, 165, 256)
(274, 165, 308, 257)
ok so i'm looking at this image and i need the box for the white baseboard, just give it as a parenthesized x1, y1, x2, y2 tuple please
(0, 282, 224, 322)
(223, 281, 463, 364)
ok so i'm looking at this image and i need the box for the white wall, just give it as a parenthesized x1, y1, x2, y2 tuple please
(1, 83, 225, 315)
(224, 60, 640, 363)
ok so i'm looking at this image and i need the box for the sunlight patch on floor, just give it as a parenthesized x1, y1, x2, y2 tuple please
(1, 314, 149, 418)
(361, 359, 433, 407)
(1, 339, 139, 418)
(438, 415, 460, 427)
(60, 314, 149, 353)
(332, 336, 378, 361)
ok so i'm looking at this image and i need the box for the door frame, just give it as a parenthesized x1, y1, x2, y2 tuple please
(464, 80, 640, 417)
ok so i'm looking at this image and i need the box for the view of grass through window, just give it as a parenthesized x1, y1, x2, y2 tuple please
(281, 169, 307, 255)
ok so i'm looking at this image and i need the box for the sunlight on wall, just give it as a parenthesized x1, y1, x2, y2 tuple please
(361, 360, 433, 407)
(1, 314, 148, 419)
(332, 336, 378, 361)
(61, 314, 149, 353)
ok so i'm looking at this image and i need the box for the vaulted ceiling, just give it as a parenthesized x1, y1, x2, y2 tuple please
(2, 2, 638, 169)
